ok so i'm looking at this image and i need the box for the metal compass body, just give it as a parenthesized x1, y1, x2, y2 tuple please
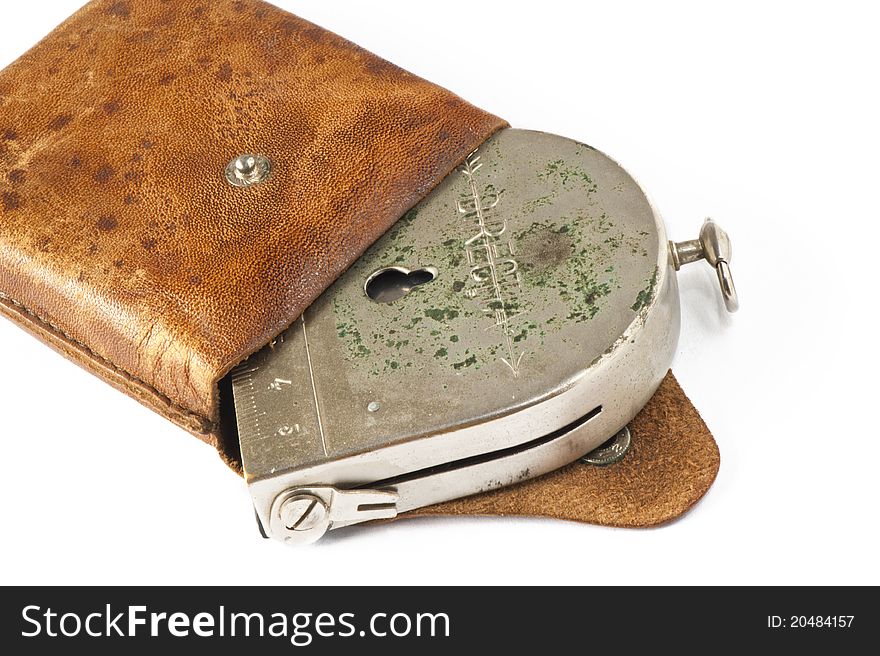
(231, 129, 737, 544)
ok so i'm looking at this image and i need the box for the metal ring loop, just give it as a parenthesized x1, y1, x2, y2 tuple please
(716, 260, 739, 313)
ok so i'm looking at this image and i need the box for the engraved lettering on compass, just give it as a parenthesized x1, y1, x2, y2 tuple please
(458, 151, 527, 377)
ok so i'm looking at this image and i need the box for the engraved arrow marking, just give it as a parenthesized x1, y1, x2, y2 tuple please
(459, 152, 526, 377)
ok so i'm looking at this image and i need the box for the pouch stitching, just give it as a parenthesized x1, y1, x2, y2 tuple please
(0, 291, 216, 434)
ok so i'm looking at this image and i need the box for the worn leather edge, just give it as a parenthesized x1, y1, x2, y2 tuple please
(0, 291, 217, 439)
(403, 372, 720, 528)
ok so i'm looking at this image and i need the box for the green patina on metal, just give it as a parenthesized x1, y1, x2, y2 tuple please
(424, 307, 460, 322)
(453, 354, 478, 370)
(330, 142, 655, 378)
(335, 312, 371, 359)
(523, 195, 554, 214)
(538, 159, 599, 193)
(631, 267, 660, 313)
(513, 208, 648, 324)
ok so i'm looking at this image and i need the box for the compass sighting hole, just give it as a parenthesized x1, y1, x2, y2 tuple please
(365, 266, 437, 303)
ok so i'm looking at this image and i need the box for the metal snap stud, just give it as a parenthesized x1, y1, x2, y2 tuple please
(225, 153, 271, 187)
(580, 426, 632, 466)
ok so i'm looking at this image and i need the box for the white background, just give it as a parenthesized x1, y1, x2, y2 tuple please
(1, 1, 878, 586)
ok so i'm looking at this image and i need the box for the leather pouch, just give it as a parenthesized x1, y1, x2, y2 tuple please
(0, 0, 505, 466)
(0, 0, 719, 528)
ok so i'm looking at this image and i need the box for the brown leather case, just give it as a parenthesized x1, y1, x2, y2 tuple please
(0, 0, 506, 463)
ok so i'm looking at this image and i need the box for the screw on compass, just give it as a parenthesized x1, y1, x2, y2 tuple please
(272, 493, 331, 545)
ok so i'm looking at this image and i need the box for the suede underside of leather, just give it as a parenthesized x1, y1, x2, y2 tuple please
(408, 372, 720, 527)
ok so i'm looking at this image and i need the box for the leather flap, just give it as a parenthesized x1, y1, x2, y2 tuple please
(0, 0, 505, 455)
